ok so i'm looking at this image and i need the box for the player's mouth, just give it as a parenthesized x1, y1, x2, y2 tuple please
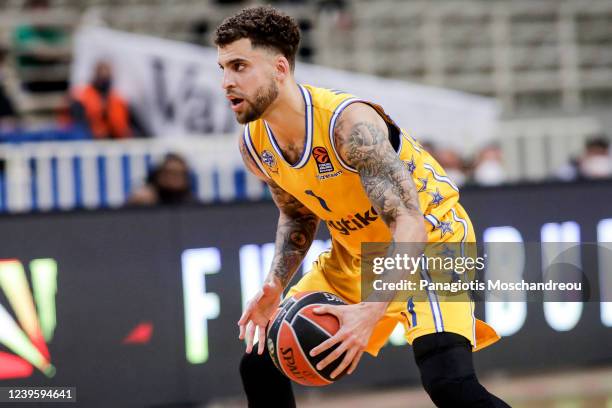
(228, 96, 245, 111)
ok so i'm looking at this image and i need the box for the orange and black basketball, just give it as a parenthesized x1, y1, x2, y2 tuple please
(266, 291, 349, 386)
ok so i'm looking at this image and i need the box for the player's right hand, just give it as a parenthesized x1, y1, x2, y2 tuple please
(237, 280, 283, 354)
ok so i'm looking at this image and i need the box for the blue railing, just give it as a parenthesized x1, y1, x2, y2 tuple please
(0, 134, 267, 213)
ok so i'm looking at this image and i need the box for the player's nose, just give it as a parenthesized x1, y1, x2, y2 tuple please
(221, 71, 236, 90)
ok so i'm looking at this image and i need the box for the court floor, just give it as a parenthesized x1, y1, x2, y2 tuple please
(208, 366, 612, 408)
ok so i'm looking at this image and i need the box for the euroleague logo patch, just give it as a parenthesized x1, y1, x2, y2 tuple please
(312, 147, 334, 173)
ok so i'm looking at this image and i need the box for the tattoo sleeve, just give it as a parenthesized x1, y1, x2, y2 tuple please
(333, 112, 422, 234)
(238, 135, 319, 288)
(268, 181, 319, 287)
(334, 107, 426, 304)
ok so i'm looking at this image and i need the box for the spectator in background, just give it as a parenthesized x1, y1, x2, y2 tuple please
(578, 136, 611, 179)
(555, 136, 612, 181)
(0, 46, 18, 131)
(127, 153, 196, 206)
(432, 147, 468, 187)
(472, 144, 507, 186)
(554, 156, 580, 182)
(70, 61, 133, 139)
(419, 140, 436, 156)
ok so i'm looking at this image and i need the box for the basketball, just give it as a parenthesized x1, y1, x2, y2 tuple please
(266, 291, 349, 386)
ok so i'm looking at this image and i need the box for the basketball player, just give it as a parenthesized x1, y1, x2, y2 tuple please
(215, 6, 510, 408)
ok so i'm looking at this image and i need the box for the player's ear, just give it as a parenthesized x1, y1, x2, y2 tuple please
(274, 55, 291, 82)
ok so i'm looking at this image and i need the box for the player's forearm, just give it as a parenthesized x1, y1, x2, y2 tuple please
(391, 211, 427, 243)
(364, 212, 426, 310)
(262, 177, 320, 288)
(332, 106, 427, 309)
(265, 211, 319, 288)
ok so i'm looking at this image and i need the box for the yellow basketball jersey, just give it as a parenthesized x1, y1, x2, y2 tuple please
(243, 84, 473, 272)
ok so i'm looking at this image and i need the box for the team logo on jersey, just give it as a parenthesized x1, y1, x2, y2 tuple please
(312, 147, 334, 174)
(326, 206, 379, 235)
(305, 190, 331, 212)
(261, 150, 278, 173)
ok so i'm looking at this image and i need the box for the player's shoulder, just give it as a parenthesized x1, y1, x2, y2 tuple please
(302, 84, 359, 114)
(238, 125, 269, 181)
(304, 85, 392, 126)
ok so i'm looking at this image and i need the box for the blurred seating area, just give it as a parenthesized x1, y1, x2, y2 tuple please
(1, 0, 610, 122)
(317, 0, 612, 115)
(0, 0, 319, 137)
(0, 0, 75, 128)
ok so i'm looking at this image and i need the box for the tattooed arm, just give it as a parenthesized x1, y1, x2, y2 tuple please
(237, 135, 319, 353)
(333, 103, 426, 243)
(334, 103, 426, 304)
(310, 103, 426, 377)
(238, 135, 319, 287)
(267, 182, 320, 287)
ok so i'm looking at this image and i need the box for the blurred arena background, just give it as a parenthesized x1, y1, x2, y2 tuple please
(0, 0, 611, 407)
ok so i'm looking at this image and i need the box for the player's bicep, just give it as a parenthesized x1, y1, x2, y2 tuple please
(268, 180, 318, 222)
(332, 103, 421, 225)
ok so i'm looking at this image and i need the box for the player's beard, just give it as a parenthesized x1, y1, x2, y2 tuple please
(235, 79, 279, 124)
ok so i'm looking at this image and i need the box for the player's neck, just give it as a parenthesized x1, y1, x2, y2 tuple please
(261, 80, 306, 146)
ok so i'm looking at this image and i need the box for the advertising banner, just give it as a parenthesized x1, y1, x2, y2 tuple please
(71, 27, 499, 154)
(0, 181, 611, 407)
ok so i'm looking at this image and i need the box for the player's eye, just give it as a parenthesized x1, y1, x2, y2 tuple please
(234, 63, 245, 72)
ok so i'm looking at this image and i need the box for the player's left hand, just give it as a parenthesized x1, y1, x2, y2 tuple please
(309, 302, 386, 378)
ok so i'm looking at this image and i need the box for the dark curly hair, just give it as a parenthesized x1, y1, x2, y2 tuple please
(213, 6, 301, 70)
